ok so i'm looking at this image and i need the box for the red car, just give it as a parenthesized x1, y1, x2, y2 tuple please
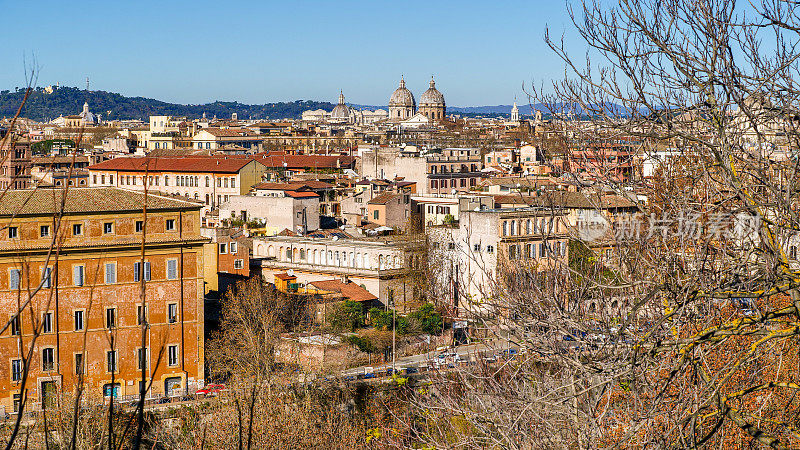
(196, 383, 225, 396)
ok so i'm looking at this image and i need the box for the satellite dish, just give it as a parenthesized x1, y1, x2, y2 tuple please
(287, 269, 295, 277)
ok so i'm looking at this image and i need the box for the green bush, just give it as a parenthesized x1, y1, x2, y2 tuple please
(329, 300, 365, 332)
(408, 303, 443, 335)
(369, 304, 441, 336)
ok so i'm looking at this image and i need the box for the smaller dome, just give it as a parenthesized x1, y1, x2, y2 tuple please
(419, 77, 445, 107)
(330, 91, 350, 120)
(389, 77, 416, 108)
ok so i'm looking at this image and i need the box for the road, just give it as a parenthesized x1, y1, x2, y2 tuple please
(340, 340, 514, 378)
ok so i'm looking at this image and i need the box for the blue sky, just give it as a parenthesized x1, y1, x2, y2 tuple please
(0, 0, 581, 106)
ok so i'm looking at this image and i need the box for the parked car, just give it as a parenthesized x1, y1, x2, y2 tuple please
(196, 383, 226, 396)
(404, 367, 419, 374)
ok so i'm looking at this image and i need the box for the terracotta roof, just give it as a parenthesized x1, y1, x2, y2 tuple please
(368, 192, 403, 205)
(274, 273, 297, 281)
(31, 156, 90, 165)
(252, 153, 355, 169)
(253, 181, 334, 191)
(308, 279, 378, 302)
(0, 187, 201, 217)
(89, 156, 261, 174)
(492, 191, 638, 210)
(285, 191, 319, 199)
(198, 127, 258, 138)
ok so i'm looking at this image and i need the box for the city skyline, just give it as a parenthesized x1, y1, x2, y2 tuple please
(0, 0, 578, 106)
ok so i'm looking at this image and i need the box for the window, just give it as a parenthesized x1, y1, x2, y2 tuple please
(234, 259, 244, 269)
(167, 259, 178, 280)
(10, 268, 21, 290)
(11, 359, 22, 381)
(134, 261, 151, 282)
(791, 245, 798, 260)
(473, 244, 481, 252)
(42, 267, 51, 288)
(137, 348, 148, 370)
(135, 221, 144, 232)
(168, 345, 178, 366)
(373, 210, 379, 220)
(166, 219, 175, 231)
(502, 221, 508, 236)
(8, 226, 18, 239)
(104, 383, 120, 397)
(224, 178, 229, 188)
(10, 315, 20, 335)
(106, 308, 116, 329)
(40, 225, 50, 237)
(75, 353, 84, 375)
(74, 310, 84, 331)
(164, 176, 169, 186)
(42, 312, 53, 333)
(487, 245, 494, 254)
(219, 243, 228, 254)
(73, 223, 82, 235)
(104, 263, 116, 284)
(168, 303, 178, 323)
(137, 305, 148, 325)
(42, 348, 54, 371)
(231, 178, 236, 188)
(103, 222, 113, 234)
(205, 176, 210, 187)
(230, 242, 238, 254)
(540, 242, 547, 258)
(107, 351, 117, 373)
(12, 393, 21, 412)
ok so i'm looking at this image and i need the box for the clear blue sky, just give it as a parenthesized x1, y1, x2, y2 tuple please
(0, 0, 582, 106)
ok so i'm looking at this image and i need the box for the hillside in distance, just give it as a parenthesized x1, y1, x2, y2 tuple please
(0, 86, 615, 121)
(0, 86, 337, 121)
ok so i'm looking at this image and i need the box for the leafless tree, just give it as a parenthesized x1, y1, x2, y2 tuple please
(394, 1, 800, 448)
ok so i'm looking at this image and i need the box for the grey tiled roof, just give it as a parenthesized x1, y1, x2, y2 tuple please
(0, 187, 201, 217)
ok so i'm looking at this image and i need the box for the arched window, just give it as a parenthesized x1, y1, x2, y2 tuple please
(502, 221, 508, 236)
(526, 219, 532, 234)
(206, 176, 210, 187)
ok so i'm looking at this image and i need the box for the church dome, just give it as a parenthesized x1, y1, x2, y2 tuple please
(419, 77, 445, 107)
(389, 77, 416, 108)
(330, 91, 350, 120)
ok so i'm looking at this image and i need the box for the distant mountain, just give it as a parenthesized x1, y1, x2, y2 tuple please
(0, 86, 337, 121)
(0, 86, 628, 121)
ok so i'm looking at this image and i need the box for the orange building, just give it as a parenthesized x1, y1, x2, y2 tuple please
(0, 188, 207, 413)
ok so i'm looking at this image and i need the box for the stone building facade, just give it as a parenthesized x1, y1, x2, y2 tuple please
(0, 188, 207, 413)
